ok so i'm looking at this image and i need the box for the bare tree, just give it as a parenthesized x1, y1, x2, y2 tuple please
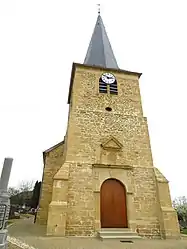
(8, 181, 34, 207)
(173, 196, 187, 228)
(18, 180, 34, 192)
(8, 187, 20, 197)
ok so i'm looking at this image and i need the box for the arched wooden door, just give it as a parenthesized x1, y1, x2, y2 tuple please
(100, 179, 128, 228)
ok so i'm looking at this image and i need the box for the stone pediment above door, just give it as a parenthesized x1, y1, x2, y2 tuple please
(101, 136, 123, 151)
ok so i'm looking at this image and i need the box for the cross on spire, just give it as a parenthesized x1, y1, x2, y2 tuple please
(97, 4, 100, 15)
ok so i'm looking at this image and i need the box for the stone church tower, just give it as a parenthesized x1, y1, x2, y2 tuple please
(36, 13, 180, 239)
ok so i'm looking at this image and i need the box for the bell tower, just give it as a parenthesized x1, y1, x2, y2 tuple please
(38, 11, 180, 239)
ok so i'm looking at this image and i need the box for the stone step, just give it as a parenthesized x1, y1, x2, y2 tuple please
(98, 228, 142, 241)
(99, 230, 138, 237)
(99, 235, 141, 240)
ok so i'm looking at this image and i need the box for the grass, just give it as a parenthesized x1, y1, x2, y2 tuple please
(7, 219, 18, 227)
(21, 213, 34, 218)
(8, 220, 14, 225)
(181, 228, 187, 234)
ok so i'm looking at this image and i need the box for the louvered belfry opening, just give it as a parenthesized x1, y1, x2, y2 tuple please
(110, 81, 118, 95)
(99, 78, 107, 93)
(99, 78, 118, 95)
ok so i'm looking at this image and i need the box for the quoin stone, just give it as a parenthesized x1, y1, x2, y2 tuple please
(36, 12, 180, 239)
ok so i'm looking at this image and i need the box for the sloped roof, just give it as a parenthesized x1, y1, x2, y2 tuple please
(154, 167, 169, 183)
(84, 14, 119, 69)
(43, 141, 64, 154)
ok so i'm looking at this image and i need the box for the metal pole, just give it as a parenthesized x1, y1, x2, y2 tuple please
(0, 158, 13, 249)
(0, 158, 13, 192)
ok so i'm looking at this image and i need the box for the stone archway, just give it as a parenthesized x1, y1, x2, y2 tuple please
(100, 178, 128, 228)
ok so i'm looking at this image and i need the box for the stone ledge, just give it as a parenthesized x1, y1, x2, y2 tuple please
(49, 201, 67, 207)
(157, 180, 169, 183)
(53, 163, 70, 180)
(161, 206, 177, 212)
(92, 164, 133, 170)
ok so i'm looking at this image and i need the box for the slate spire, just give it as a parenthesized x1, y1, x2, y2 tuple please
(84, 13, 119, 69)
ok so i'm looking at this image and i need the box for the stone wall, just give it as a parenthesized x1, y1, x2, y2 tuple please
(36, 142, 64, 225)
(66, 66, 153, 167)
(47, 65, 155, 235)
(45, 64, 180, 238)
(154, 168, 180, 239)
(66, 163, 95, 236)
(70, 66, 143, 116)
(133, 167, 160, 238)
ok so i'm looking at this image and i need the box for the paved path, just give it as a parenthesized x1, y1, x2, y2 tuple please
(7, 217, 187, 249)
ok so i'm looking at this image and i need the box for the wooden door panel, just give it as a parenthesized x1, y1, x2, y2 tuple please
(100, 179, 127, 228)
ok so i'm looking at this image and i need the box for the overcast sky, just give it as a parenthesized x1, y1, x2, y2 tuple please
(0, 0, 187, 199)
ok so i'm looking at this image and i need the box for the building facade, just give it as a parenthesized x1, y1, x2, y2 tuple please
(36, 13, 180, 239)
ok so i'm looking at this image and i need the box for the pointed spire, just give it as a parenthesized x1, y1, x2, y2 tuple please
(84, 13, 119, 69)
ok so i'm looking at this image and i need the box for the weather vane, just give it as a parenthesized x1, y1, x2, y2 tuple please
(97, 4, 101, 15)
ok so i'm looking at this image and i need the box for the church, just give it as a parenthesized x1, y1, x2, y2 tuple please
(36, 12, 180, 240)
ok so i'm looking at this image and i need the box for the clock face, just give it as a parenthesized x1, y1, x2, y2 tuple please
(101, 73, 116, 84)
